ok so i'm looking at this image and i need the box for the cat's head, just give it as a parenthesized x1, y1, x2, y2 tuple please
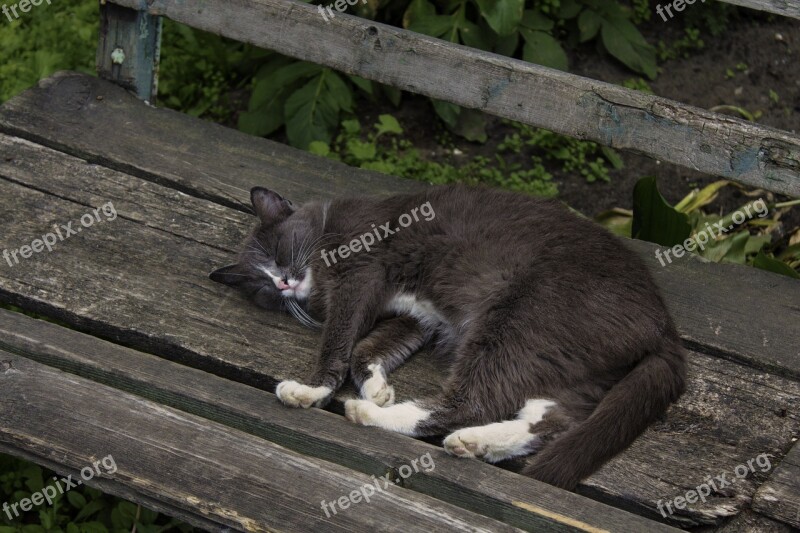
(209, 187, 320, 326)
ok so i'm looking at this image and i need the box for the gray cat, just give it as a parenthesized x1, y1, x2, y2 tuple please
(210, 184, 686, 490)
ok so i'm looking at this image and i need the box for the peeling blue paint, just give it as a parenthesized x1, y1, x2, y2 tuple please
(487, 79, 509, 101)
(731, 147, 759, 176)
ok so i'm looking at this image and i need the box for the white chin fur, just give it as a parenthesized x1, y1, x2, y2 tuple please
(293, 268, 313, 301)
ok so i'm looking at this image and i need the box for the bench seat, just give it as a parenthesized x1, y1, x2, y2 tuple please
(0, 71, 798, 531)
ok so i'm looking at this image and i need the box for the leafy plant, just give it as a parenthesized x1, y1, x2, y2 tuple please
(597, 178, 800, 278)
(0, 454, 192, 533)
(500, 121, 622, 183)
(0, 0, 97, 103)
(313, 114, 558, 197)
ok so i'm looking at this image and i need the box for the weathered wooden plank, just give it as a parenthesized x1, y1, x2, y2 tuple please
(0, 78, 797, 378)
(97, 2, 162, 102)
(0, 353, 529, 533)
(719, 0, 800, 20)
(97, 0, 800, 194)
(752, 439, 800, 528)
(0, 134, 798, 525)
(0, 72, 423, 212)
(0, 309, 678, 533)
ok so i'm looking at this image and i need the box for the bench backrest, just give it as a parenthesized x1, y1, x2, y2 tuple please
(96, 0, 800, 197)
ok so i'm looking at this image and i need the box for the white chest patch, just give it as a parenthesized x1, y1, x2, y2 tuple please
(386, 293, 446, 329)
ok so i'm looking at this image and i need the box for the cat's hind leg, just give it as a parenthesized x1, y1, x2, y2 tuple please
(351, 315, 429, 407)
(443, 399, 573, 462)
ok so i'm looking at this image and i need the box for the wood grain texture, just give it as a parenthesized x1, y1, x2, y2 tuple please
(752, 439, 800, 528)
(96, 2, 162, 102)
(719, 0, 800, 19)
(0, 309, 678, 533)
(0, 72, 424, 213)
(98, 0, 800, 195)
(0, 353, 529, 533)
(0, 134, 798, 526)
(1, 76, 798, 378)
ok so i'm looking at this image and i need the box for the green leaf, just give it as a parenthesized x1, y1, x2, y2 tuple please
(459, 19, 494, 51)
(347, 139, 377, 162)
(595, 208, 633, 237)
(308, 141, 330, 157)
(577, 9, 602, 42)
(600, 146, 624, 169)
(348, 75, 373, 96)
(67, 491, 87, 510)
(237, 105, 286, 137)
(753, 251, 800, 279)
(632, 176, 691, 247)
(380, 84, 402, 107)
(21, 526, 45, 533)
(600, 18, 656, 79)
(449, 108, 488, 142)
(341, 119, 361, 135)
(520, 9, 554, 31)
(494, 31, 519, 56)
(78, 522, 107, 533)
(285, 70, 349, 149)
(744, 235, 771, 255)
(558, 0, 583, 19)
(521, 30, 568, 71)
(404, 0, 453, 38)
(474, 0, 524, 36)
(74, 499, 105, 522)
(432, 100, 461, 128)
(22, 465, 44, 494)
(250, 62, 321, 111)
(375, 114, 403, 137)
(0, 527, 17, 533)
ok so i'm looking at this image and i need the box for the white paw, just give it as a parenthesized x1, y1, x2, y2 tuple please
(345, 399, 381, 425)
(361, 364, 395, 406)
(443, 421, 538, 463)
(275, 380, 331, 408)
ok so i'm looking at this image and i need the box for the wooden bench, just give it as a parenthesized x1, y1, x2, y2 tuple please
(0, 0, 798, 531)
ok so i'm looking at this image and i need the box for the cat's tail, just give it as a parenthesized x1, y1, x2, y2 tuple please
(522, 339, 686, 490)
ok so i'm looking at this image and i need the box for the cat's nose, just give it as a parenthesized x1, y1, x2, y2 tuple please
(277, 280, 291, 290)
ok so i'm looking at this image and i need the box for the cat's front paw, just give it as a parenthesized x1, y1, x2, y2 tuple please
(344, 399, 381, 425)
(443, 428, 489, 459)
(443, 422, 537, 463)
(361, 364, 395, 406)
(275, 380, 332, 408)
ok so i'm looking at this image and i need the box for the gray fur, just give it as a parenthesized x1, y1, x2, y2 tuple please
(210, 184, 686, 490)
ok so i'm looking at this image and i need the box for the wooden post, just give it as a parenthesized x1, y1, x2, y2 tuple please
(96, 1, 162, 103)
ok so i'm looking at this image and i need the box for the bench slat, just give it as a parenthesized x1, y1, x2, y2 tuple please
(0, 132, 798, 526)
(1, 74, 798, 379)
(97, 0, 800, 195)
(719, 0, 800, 19)
(0, 308, 678, 533)
(752, 440, 800, 529)
(0, 353, 531, 533)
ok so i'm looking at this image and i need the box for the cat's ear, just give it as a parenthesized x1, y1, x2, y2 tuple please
(251, 187, 294, 225)
(209, 263, 247, 286)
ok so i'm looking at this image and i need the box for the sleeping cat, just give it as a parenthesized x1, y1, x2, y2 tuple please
(210, 184, 686, 490)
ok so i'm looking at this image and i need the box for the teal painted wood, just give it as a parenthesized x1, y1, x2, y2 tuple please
(96, 2, 162, 102)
